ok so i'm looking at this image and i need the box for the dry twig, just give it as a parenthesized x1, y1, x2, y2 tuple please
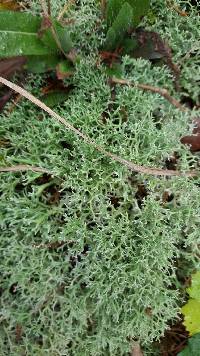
(47, 0, 51, 15)
(40, 0, 48, 15)
(167, 0, 188, 16)
(0, 164, 53, 174)
(0, 76, 197, 178)
(57, 0, 75, 21)
(111, 77, 187, 112)
(101, 0, 107, 18)
(131, 343, 143, 356)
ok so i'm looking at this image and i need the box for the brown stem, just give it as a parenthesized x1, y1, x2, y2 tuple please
(111, 77, 188, 112)
(47, 0, 51, 16)
(131, 343, 143, 356)
(167, 0, 188, 16)
(40, 0, 48, 15)
(101, 0, 107, 18)
(57, 0, 75, 21)
(0, 76, 197, 178)
(32, 241, 69, 249)
(0, 164, 53, 174)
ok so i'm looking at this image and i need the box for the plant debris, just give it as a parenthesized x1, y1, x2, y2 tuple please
(0, 0, 21, 10)
(181, 118, 200, 152)
(0, 76, 197, 177)
(132, 29, 180, 89)
(0, 56, 26, 80)
(131, 343, 143, 356)
(159, 321, 189, 355)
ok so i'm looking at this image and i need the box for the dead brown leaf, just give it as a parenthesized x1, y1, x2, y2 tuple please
(0, 137, 11, 147)
(135, 183, 149, 209)
(159, 319, 189, 355)
(133, 30, 180, 89)
(99, 49, 122, 66)
(0, 0, 21, 10)
(41, 77, 66, 95)
(145, 307, 153, 316)
(181, 118, 200, 152)
(0, 90, 13, 112)
(15, 324, 23, 343)
(0, 57, 26, 81)
(0, 57, 26, 111)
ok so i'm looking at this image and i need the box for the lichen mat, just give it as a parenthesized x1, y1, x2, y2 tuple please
(0, 76, 197, 178)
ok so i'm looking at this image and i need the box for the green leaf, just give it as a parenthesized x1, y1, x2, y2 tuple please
(55, 23, 73, 54)
(0, 10, 40, 32)
(130, 0, 150, 27)
(40, 20, 72, 54)
(26, 55, 60, 73)
(42, 91, 71, 108)
(178, 333, 200, 356)
(132, 39, 164, 60)
(106, 0, 123, 27)
(182, 271, 200, 335)
(187, 271, 200, 301)
(182, 299, 200, 335)
(106, 0, 150, 28)
(0, 11, 54, 57)
(105, 2, 133, 50)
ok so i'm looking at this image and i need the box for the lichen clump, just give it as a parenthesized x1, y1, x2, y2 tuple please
(0, 1, 200, 355)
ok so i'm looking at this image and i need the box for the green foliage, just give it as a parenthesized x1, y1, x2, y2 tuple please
(105, 2, 133, 50)
(187, 271, 200, 300)
(178, 333, 200, 356)
(0, 10, 72, 74)
(0, 11, 49, 56)
(40, 19, 72, 53)
(0, 9, 41, 32)
(42, 90, 71, 107)
(25, 55, 60, 73)
(182, 271, 200, 335)
(106, 0, 150, 27)
(105, 0, 150, 50)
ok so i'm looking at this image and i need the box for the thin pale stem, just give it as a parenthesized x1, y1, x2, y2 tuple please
(0, 164, 53, 174)
(57, 0, 75, 21)
(166, 0, 188, 16)
(0, 76, 197, 178)
(40, 0, 48, 15)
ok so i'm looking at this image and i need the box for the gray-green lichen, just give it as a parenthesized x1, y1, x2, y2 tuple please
(0, 1, 200, 355)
